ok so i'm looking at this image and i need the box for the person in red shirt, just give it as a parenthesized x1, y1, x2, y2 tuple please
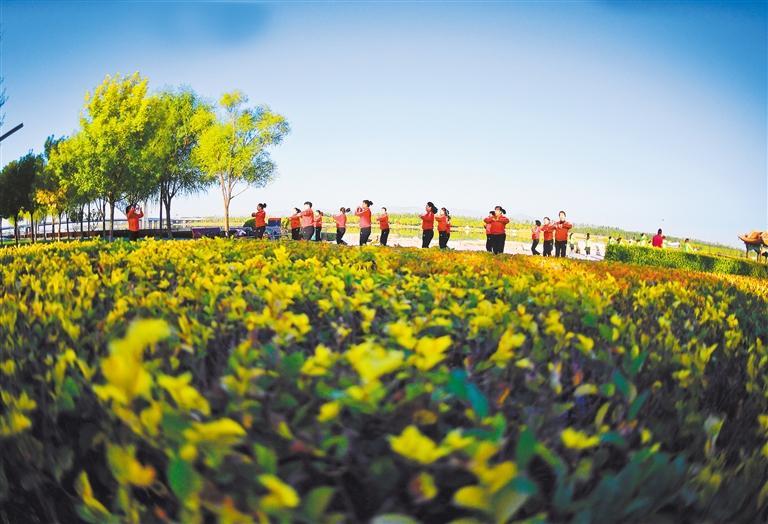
(436, 207, 451, 249)
(420, 202, 438, 248)
(125, 204, 144, 241)
(540, 216, 555, 257)
(355, 199, 373, 246)
(554, 210, 572, 258)
(251, 203, 267, 239)
(314, 210, 324, 242)
(652, 228, 665, 248)
(531, 219, 542, 255)
(288, 208, 302, 240)
(333, 207, 350, 245)
(484, 206, 510, 254)
(484, 210, 495, 252)
(298, 201, 315, 240)
(377, 207, 390, 246)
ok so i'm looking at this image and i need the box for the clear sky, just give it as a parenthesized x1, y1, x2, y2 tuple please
(1, 0, 766, 245)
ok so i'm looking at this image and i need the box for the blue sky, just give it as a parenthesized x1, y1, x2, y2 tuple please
(1, 0, 766, 245)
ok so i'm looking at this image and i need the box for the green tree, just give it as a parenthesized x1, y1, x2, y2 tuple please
(147, 89, 212, 236)
(38, 135, 81, 240)
(78, 73, 155, 239)
(194, 91, 289, 232)
(0, 153, 43, 245)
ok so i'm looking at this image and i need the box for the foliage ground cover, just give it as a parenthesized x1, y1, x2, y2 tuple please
(1, 240, 767, 523)
(606, 244, 767, 279)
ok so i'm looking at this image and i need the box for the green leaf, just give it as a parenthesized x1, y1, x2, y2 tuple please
(515, 428, 537, 468)
(628, 391, 649, 420)
(371, 514, 420, 524)
(493, 486, 529, 524)
(254, 444, 277, 474)
(167, 456, 200, 502)
(467, 382, 490, 418)
(302, 486, 335, 521)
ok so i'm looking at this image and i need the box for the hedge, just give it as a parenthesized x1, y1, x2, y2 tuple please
(605, 244, 767, 278)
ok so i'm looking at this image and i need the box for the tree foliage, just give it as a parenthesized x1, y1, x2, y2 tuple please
(194, 90, 289, 232)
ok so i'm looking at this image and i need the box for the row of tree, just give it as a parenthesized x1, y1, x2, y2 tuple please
(0, 73, 290, 243)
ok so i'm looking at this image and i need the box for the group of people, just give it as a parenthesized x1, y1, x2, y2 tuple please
(252, 201, 575, 257)
(528, 211, 573, 257)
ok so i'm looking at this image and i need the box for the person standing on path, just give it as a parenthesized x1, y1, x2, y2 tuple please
(531, 219, 541, 255)
(356, 200, 373, 246)
(436, 207, 451, 249)
(126, 204, 143, 241)
(541, 217, 555, 256)
(289, 208, 302, 240)
(484, 206, 509, 254)
(299, 202, 315, 241)
(377, 207, 390, 246)
(251, 203, 267, 239)
(485, 211, 495, 252)
(333, 207, 349, 245)
(584, 233, 592, 256)
(314, 210, 324, 241)
(554, 211, 572, 257)
(420, 202, 437, 248)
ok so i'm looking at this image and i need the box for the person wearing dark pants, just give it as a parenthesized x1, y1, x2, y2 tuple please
(313, 210, 324, 241)
(484, 206, 510, 255)
(436, 207, 451, 249)
(251, 203, 267, 239)
(541, 216, 554, 257)
(299, 201, 315, 240)
(531, 219, 541, 255)
(126, 204, 143, 241)
(377, 207, 390, 246)
(420, 202, 437, 248)
(333, 207, 350, 245)
(484, 211, 494, 252)
(553, 210, 572, 258)
(356, 199, 373, 246)
(491, 233, 507, 254)
(289, 208, 301, 240)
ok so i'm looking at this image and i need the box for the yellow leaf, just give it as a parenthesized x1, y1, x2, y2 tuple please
(561, 428, 600, 450)
(453, 485, 489, 510)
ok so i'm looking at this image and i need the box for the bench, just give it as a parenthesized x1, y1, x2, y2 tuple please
(191, 227, 222, 239)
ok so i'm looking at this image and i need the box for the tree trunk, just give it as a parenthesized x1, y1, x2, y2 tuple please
(30, 215, 35, 243)
(224, 198, 230, 233)
(0, 216, 3, 245)
(14, 214, 19, 246)
(164, 195, 172, 238)
(57, 212, 62, 241)
(159, 188, 164, 237)
(109, 201, 115, 241)
(80, 205, 84, 238)
(102, 200, 106, 236)
(66, 212, 70, 239)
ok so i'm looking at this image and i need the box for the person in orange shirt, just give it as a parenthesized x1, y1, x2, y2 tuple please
(531, 219, 542, 255)
(377, 207, 390, 246)
(298, 201, 315, 240)
(420, 202, 437, 248)
(333, 207, 350, 245)
(314, 210, 324, 242)
(125, 204, 143, 241)
(540, 216, 555, 257)
(484, 210, 495, 252)
(554, 210, 572, 257)
(355, 199, 373, 246)
(288, 208, 302, 240)
(436, 207, 451, 249)
(251, 203, 267, 239)
(483, 206, 509, 254)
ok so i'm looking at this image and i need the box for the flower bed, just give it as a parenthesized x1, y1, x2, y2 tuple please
(1, 240, 766, 523)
